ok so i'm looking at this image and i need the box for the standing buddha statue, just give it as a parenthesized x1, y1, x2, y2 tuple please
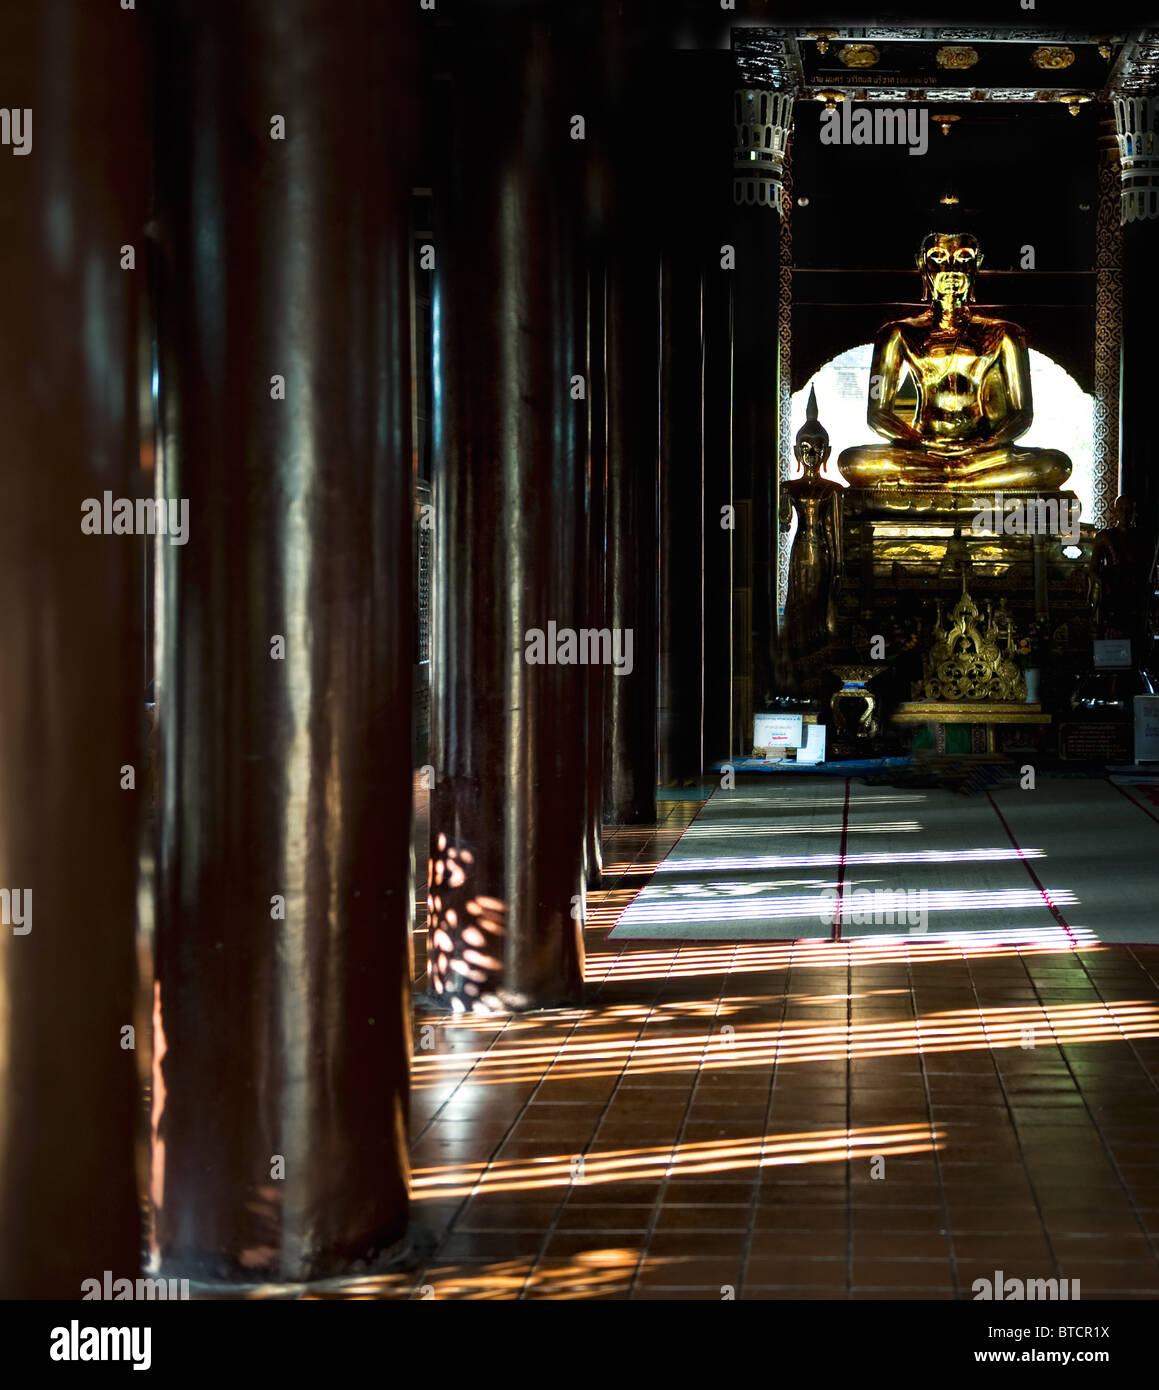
(780, 386, 843, 655)
(1089, 495, 1152, 652)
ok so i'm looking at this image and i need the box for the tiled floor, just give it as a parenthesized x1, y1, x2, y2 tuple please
(393, 792, 1159, 1300)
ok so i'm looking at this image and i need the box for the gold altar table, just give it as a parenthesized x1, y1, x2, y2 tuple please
(891, 700, 1052, 754)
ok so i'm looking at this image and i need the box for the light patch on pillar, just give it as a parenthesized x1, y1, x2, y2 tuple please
(427, 832, 506, 1011)
(150, 979, 167, 1216)
(276, 403, 316, 1207)
(0, 906, 9, 1192)
(236, 1185, 282, 1273)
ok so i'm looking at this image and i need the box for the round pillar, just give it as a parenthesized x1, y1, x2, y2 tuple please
(603, 237, 661, 824)
(659, 253, 706, 785)
(0, 2, 149, 1298)
(428, 15, 586, 1012)
(585, 263, 608, 881)
(151, 0, 417, 1282)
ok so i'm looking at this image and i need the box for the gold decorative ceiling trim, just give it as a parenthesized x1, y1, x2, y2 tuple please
(1031, 45, 1076, 70)
(837, 43, 880, 69)
(936, 46, 979, 70)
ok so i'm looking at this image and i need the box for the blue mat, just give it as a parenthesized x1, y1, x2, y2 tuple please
(710, 757, 913, 775)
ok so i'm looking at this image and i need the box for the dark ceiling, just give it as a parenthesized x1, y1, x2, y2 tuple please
(788, 97, 1101, 391)
(791, 101, 1100, 274)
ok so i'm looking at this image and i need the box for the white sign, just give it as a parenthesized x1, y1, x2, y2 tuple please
(753, 713, 803, 751)
(1094, 639, 1132, 669)
(794, 723, 828, 765)
(1135, 695, 1159, 763)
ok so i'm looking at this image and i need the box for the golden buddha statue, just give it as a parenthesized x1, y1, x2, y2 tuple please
(1089, 495, 1151, 645)
(780, 386, 842, 653)
(837, 232, 1072, 492)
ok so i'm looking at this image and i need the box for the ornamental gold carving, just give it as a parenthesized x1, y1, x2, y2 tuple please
(915, 578, 1026, 702)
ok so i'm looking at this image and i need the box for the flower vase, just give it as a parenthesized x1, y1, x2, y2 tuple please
(1024, 666, 1041, 704)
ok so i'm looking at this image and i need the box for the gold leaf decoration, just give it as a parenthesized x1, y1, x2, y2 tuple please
(936, 46, 979, 70)
(917, 582, 1025, 703)
(1031, 46, 1076, 70)
(837, 43, 880, 69)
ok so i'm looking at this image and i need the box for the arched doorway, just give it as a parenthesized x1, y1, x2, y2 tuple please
(781, 344, 1095, 623)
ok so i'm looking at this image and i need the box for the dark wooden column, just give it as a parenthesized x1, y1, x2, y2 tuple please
(658, 252, 706, 786)
(428, 13, 586, 1011)
(657, 50, 735, 783)
(701, 56, 740, 766)
(703, 265, 735, 767)
(577, 15, 614, 885)
(585, 262, 609, 880)
(604, 238, 660, 824)
(151, 0, 417, 1281)
(732, 197, 782, 714)
(0, 2, 149, 1299)
(601, 33, 660, 826)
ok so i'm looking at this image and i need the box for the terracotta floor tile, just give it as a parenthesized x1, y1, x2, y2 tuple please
(410, 1140, 502, 1164)
(541, 1232, 647, 1259)
(756, 1184, 849, 1207)
(436, 1231, 547, 1259)
(422, 1260, 535, 1289)
(941, 1205, 1050, 1232)
(633, 1256, 743, 1287)
(955, 1259, 1063, 1289)
(851, 1206, 947, 1232)
(1039, 1205, 1142, 1232)
(402, 812, 1159, 1303)
(743, 1286, 846, 1300)
(1052, 1260, 1159, 1289)
(492, 1138, 592, 1161)
(853, 1232, 952, 1259)
(767, 1107, 849, 1126)
(850, 1286, 954, 1299)
(744, 1255, 846, 1287)
(564, 1181, 665, 1204)
(664, 1180, 758, 1204)
(525, 1284, 634, 1300)
(753, 1205, 849, 1233)
(456, 1201, 561, 1231)
(950, 1234, 1054, 1262)
(851, 1258, 954, 1287)
(1077, 1287, 1159, 1300)
(940, 1178, 1036, 1199)
(747, 1230, 847, 1259)
(420, 1118, 517, 1140)
(686, 1102, 770, 1121)
(653, 1205, 751, 1231)
(647, 1230, 750, 1258)
(1049, 1232, 1156, 1259)
(630, 1287, 732, 1300)
(556, 1203, 654, 1230)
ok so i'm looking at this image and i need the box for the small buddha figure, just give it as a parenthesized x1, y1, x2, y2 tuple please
(837, 232, 1072, 491)
(780, 386, 842, 654)
(938, 526, 971, 580)
(1090, 495, 1151, 647)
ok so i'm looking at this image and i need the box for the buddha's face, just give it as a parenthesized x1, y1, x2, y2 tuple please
(795, 437, 830, 475)
(920, 234, 980, 307)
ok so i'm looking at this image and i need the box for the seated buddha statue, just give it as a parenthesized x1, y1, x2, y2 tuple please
(837, 232, 1072, 492)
